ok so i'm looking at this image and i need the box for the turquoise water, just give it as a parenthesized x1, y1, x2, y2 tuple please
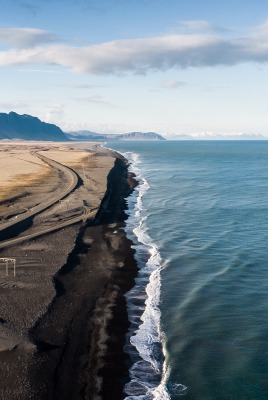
(107, 141, 268, 399)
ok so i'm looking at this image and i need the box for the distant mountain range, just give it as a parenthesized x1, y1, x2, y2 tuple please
(65, 130, 110, 141)
(0, 113, 166, 142)
(1, 112, 264, 142)
(66, 130, 166, 141)
(168, 133, 266, 140)
(0, 112, 68, 141)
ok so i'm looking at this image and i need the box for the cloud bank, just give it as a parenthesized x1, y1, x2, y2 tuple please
(1, 21, 268, 74)
(0, 28, 59, 48)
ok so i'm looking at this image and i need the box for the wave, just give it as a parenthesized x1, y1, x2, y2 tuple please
(113, 150, 171, 399)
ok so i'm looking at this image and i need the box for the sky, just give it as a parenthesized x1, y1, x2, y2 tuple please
(1, 0, 268, 138)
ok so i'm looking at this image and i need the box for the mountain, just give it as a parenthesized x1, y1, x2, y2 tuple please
(167, 132, 266, 140)
(118, 132, 166, 140)
(192, 133, 265, 140)
(0, 112, 68, 141)
(66, 130, 166, 141)
(65, 130, 109, 141)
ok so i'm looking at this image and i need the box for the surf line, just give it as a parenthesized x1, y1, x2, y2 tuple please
(120, 151, 171, 399)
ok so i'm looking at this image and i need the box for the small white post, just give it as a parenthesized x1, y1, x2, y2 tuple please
(0, 258, 17, 278)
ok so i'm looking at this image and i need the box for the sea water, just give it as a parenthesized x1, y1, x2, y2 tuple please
(107, 140, 268, 400)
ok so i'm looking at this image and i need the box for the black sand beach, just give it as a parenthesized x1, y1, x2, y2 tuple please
(0, 147, 138, 399)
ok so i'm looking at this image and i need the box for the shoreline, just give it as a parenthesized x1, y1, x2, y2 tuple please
(30, 156, 139, 400)
(0, 149, 139, 399)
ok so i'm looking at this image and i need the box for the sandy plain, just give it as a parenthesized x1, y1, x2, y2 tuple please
(0, 141, 137, 399)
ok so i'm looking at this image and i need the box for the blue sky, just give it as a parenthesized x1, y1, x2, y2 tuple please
(1, 0, 268, 137)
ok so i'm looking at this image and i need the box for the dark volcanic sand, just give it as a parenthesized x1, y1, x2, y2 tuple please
(26, 156, 139, 399)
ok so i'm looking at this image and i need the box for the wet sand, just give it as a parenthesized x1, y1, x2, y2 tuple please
(0, 142, 138, 399)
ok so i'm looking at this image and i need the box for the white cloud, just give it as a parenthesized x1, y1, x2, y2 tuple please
(44, 104, 65, 123)
(251, 19, 268, 37)
(74, 95, 112, 105)
(162, 80, 186, 89)
(18, 68, 61, 73)
(180, 20, 228, 33)
(61, 83, 105, 89)
(1, 21, 268, 74)
(0, 101, 29, 110)
(0, 28, 59, 48)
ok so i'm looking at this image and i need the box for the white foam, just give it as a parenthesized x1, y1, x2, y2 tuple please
(114, 150, 171, 399)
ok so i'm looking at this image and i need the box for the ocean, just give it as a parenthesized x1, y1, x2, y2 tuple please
(107, 140, 268, 400)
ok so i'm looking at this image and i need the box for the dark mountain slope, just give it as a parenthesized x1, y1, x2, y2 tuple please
(0, 112, 68, 141)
